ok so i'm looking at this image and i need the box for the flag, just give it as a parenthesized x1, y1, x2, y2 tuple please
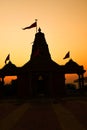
(5, 54, 10, 64)
(22, 22, 37, 30)
(63, 51, 70, 59)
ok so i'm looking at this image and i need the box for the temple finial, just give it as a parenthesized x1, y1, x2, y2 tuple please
(38, 27, 41, 32)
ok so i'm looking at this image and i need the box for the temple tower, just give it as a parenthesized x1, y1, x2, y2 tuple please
(17, 28, 65, 98)
(30, 28, 51, 61)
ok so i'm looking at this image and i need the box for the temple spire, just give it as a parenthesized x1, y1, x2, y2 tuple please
(30, 29, 51, 60)
(38, 27, 41, 32)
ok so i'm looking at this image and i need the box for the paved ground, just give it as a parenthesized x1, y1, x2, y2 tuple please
(0, 97, 87, 130)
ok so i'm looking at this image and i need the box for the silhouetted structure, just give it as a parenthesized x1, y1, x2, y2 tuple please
(64, 59, 85, 90)
(17, 28, 65, 98)
(0, 28, 86, 98)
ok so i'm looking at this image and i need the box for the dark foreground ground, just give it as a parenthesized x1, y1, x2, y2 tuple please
(0, 97, 87, 130)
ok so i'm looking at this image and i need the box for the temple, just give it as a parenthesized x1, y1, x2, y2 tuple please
(17, 28, 65, 98)
(0, 28, 86, 98)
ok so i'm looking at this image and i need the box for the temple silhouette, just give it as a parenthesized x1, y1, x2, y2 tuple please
(0, 28, 86, 98)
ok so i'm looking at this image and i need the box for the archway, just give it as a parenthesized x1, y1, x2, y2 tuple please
(31, 72, 49, 97)
(37, 75, 45, 96)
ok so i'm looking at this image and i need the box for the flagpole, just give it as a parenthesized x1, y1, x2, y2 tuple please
(35, 19, 37, 33)
(9, 53, 10, 62)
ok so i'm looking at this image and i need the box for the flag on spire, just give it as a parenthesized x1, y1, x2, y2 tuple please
(22, 21, 37, 30)
(5, 54, 10, 64)
(63, 51, 70, 59)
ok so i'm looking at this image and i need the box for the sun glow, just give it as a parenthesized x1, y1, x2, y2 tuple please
(4, 76, 17, 85)
(0, 0, 87, 82)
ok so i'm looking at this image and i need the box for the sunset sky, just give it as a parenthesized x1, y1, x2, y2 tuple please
(0, 0, 87, 84)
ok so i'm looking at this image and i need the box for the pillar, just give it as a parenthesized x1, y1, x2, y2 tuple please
(2, 76, 4, 86)
(78, 74, 81, 89)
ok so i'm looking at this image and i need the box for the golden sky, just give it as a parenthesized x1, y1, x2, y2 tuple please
(0, 0, 87, 83)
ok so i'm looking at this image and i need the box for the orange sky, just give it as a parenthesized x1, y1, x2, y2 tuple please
(0, 0, 87, 84)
